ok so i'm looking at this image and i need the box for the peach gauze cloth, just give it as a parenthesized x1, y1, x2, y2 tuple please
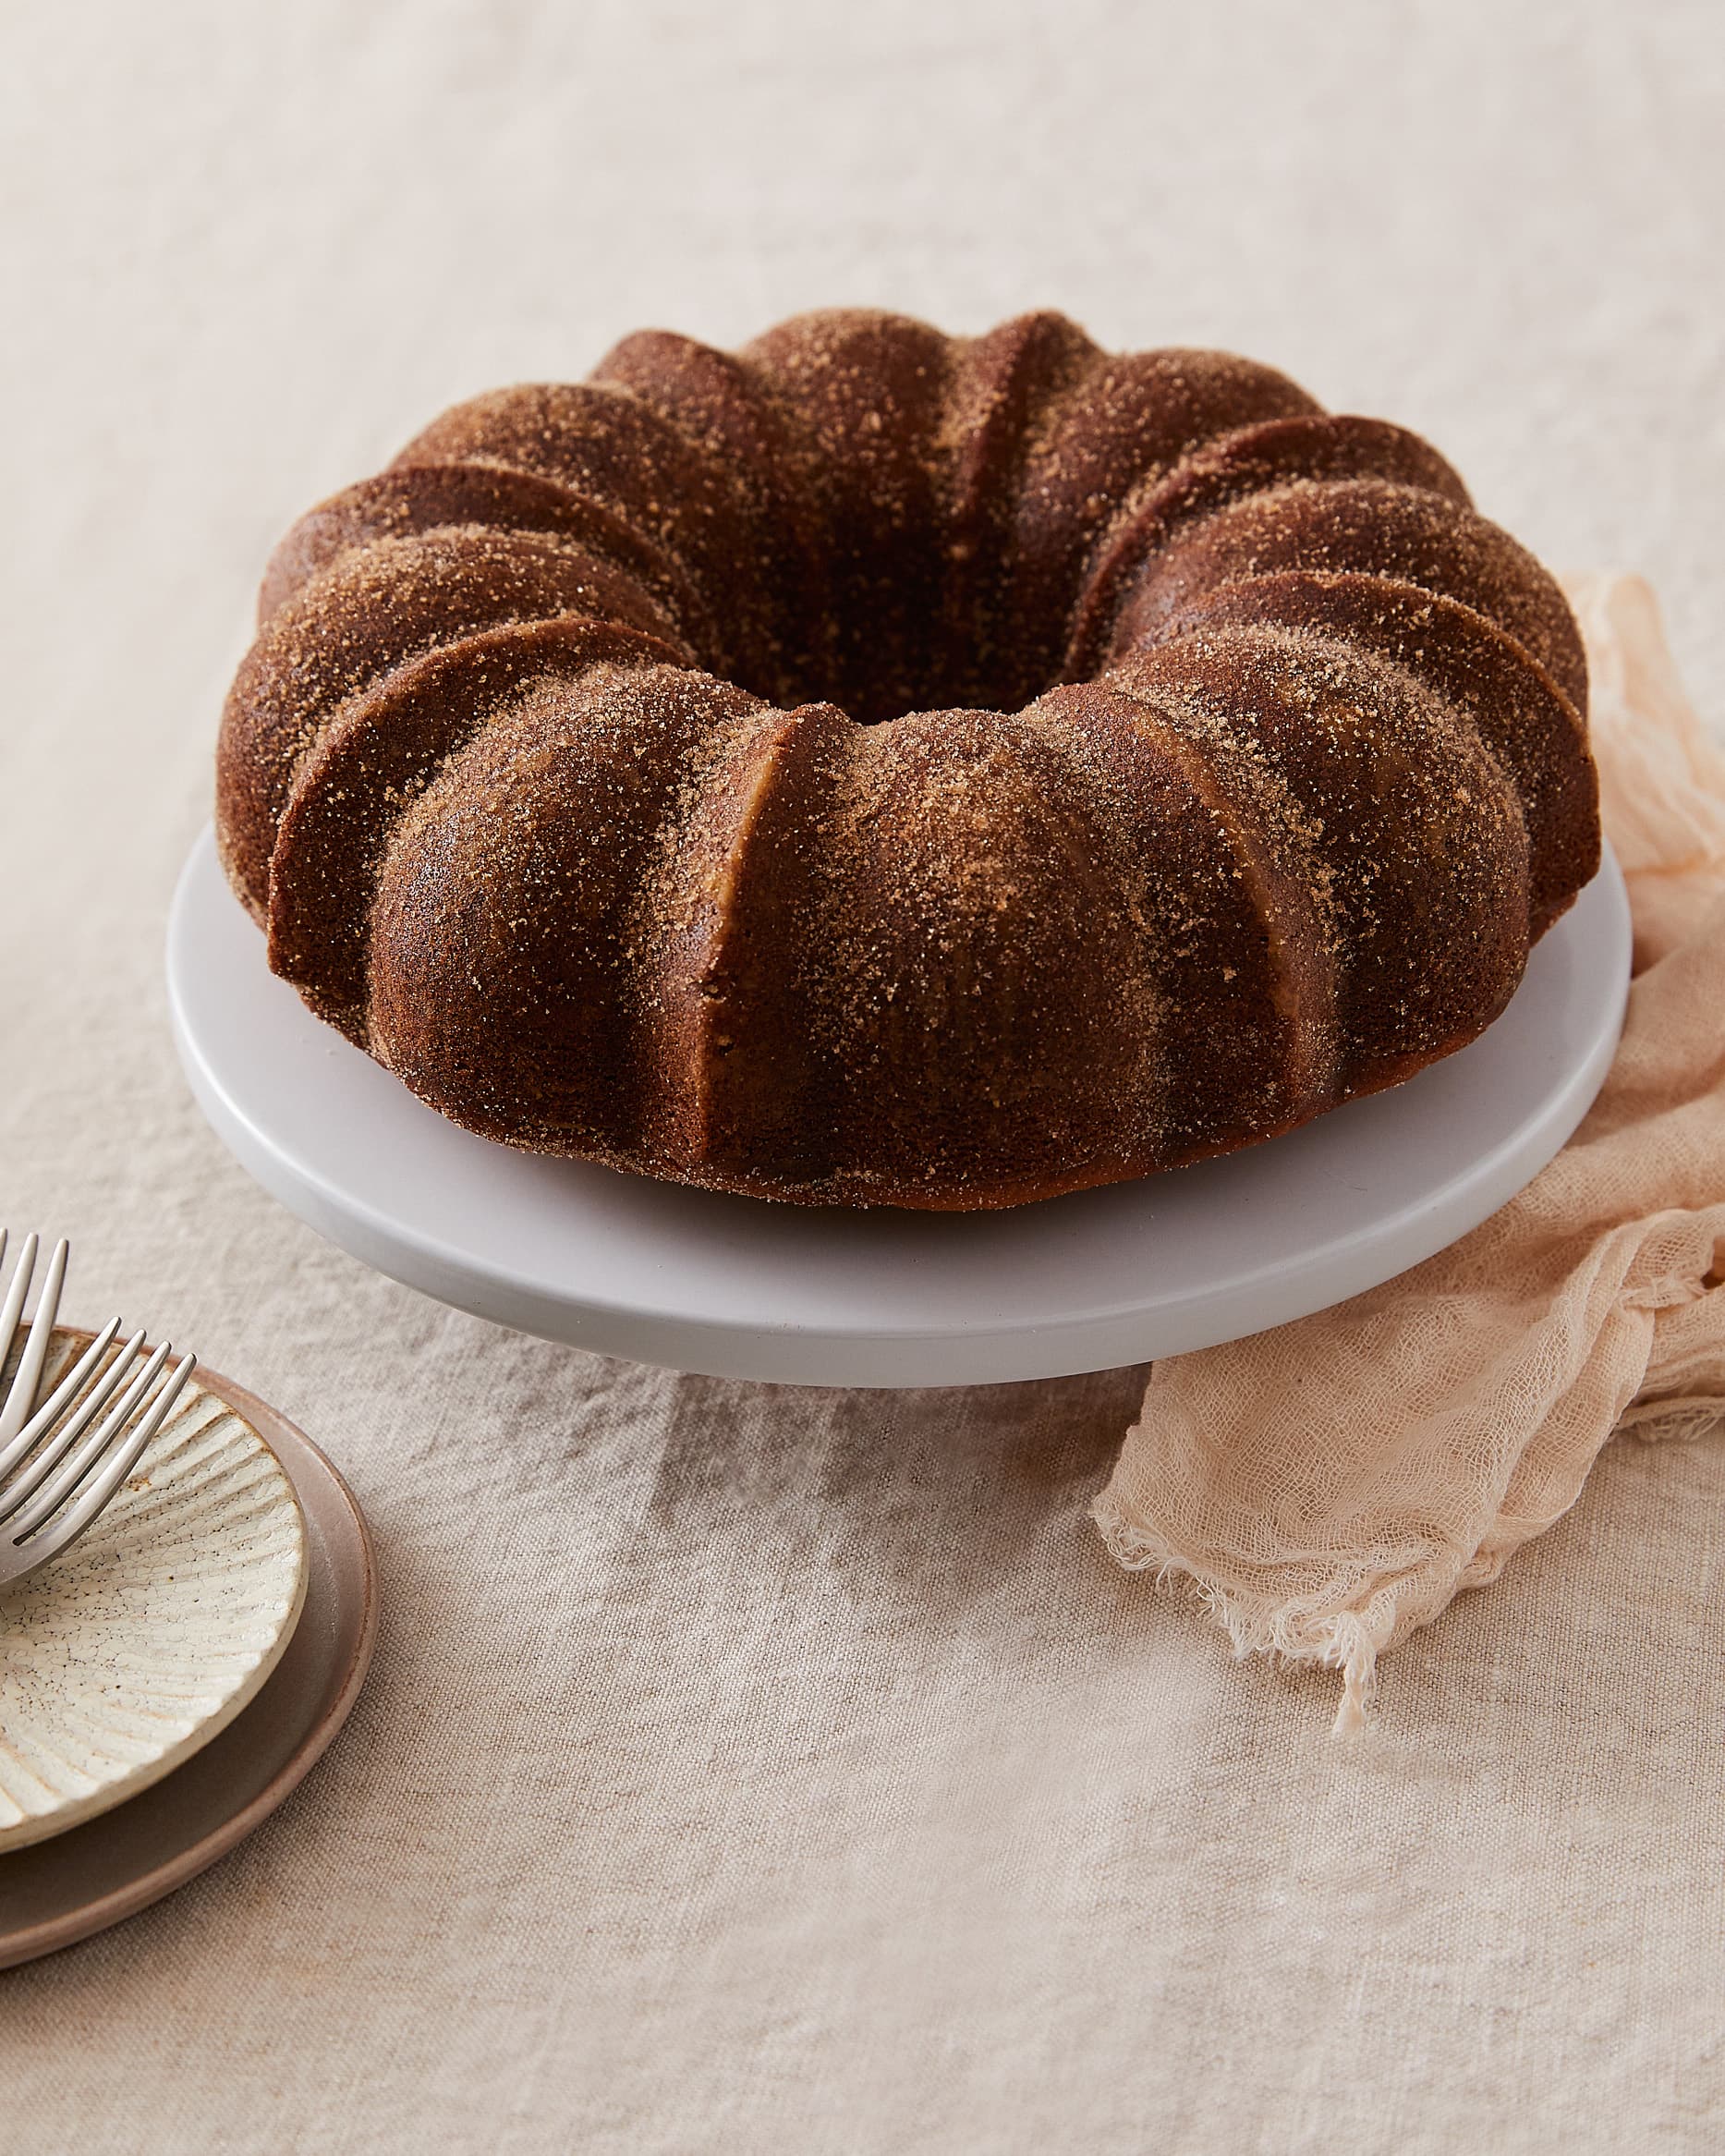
(1092, 573, 1725, 1733)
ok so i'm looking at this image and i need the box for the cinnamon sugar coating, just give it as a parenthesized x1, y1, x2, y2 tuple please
(215, 309, 1600, 1209)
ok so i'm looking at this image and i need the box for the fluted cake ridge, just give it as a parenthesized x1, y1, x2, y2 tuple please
(215, 309, 1599, 1209)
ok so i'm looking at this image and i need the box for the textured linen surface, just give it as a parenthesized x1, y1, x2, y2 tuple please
(5, 5, 1725, 2152)
(1096, 575, 1725, 1732)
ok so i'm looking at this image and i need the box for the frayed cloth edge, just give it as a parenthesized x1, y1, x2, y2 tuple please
(1091, 1491, 1387, 1739)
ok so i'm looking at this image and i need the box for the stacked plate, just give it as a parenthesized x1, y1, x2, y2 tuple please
(0, 1335, 374, 1968)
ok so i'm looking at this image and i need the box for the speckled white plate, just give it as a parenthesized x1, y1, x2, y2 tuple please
(0, 1331, 308, 1852)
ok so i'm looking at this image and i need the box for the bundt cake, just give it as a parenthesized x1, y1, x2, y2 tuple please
(216, 310, 1600, 1210)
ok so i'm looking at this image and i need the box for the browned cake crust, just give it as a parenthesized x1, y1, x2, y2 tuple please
(215, 310, 1600, 1209)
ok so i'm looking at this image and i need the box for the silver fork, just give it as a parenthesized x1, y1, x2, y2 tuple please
(0, 1230, 198, 1590)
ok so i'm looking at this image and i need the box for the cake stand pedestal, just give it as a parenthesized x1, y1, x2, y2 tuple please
(167, 829, 1630, 1389)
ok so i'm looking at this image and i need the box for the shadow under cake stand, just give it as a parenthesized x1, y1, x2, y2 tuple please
(168, 828, 1631, 1389)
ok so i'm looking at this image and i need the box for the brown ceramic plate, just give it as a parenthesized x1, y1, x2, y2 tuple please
(0, 1362, 376, 1970)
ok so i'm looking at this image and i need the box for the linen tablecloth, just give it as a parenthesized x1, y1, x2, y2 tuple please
(5, 6, 1723, 2149)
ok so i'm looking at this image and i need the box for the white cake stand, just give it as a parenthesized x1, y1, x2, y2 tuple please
(167, 828, 1630, 1388)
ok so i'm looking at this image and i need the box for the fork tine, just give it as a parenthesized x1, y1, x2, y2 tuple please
(0, 1236, 68, 1448)
(1, 1337, 163, 1539)
(0, 1231, 41, 1438)
(0, 1230, 30, 1348)
(13, 1356, 200, 1577)
(0, 1317, 125, 1482)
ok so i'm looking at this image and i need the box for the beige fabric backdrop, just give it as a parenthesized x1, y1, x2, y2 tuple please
(4, 4, 1724, 2150)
